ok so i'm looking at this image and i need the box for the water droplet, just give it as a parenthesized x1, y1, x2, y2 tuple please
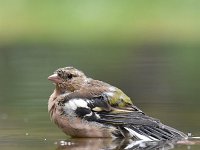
(60, 141, 66, 146)
(187, 132, 192, 137)
(187, 145, 191, 150)
(67, 142, 72, 146)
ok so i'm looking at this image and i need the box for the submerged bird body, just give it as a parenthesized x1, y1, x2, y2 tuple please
(48, 67, 187, 141)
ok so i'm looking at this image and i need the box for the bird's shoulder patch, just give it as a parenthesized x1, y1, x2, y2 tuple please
(104, 87, 133, 108)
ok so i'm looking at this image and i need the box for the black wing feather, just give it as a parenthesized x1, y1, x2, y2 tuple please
(96, 111, 187, 140)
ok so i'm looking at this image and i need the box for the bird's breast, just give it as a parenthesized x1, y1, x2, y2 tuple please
(51, 108, 114, 138)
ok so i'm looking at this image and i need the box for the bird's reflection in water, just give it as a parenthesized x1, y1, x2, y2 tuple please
(55, 138, 176, 150)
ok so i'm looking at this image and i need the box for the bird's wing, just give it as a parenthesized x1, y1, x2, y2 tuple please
(59, 87, 141, 115)
(58, 89, 187, 141)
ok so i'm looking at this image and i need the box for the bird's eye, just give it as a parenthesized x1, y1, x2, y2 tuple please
(67, 73, 73, 79)
(57, 70, 63, 77)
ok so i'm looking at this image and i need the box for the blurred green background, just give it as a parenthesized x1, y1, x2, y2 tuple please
(0, 1, 200, 149)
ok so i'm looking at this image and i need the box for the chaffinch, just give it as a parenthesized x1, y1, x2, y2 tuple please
(48, 67, 187, 141)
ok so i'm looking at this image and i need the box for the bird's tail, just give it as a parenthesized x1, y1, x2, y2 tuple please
(123, 123, 188, 141)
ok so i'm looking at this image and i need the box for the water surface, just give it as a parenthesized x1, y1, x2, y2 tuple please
(0, 46, 200, 150)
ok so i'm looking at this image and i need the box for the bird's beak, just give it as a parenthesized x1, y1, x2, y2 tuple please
(48, 74, 62, 83)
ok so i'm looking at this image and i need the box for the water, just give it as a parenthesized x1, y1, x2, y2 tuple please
(1, 134, 200, 150)
(0, 45, 200, 149)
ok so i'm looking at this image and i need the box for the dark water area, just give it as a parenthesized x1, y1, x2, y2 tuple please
(0, 45, 200, 150)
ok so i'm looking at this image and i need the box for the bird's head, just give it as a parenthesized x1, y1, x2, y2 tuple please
(48, 67, 87, 92)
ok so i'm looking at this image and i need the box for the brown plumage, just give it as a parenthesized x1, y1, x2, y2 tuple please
(48, 67, 117, 137)
(48, 66, 188, 141)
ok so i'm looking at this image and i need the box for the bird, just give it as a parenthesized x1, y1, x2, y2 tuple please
(48, 66, 187, 141)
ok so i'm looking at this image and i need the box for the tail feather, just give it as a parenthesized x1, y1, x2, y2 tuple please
(144, 126, 174, 140)
(139, 126, 165, 140)
(124, 123, 187, 141)
(160, 124, 188, 140)
(124, 127, 153, 141)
